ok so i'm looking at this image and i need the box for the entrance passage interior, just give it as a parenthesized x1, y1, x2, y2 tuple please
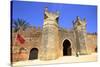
(63, 39, 72, 56)
(29, 48, 38, 60)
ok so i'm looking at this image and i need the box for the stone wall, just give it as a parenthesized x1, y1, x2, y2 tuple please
(59, 28, 77, 56)
(11, 15, 97, 62)
(11, 27, 97, 62)
(40, 8, 60, 60)
(11, 27, 42, 62)
(86, 33, 97, 54)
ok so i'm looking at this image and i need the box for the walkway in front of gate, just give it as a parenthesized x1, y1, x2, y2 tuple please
(13, 53, 97, 66)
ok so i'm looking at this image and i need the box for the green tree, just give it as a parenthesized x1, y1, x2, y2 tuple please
(12, 18, 29, 32)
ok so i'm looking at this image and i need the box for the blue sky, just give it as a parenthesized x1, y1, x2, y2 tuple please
(12, 1, 97, 33)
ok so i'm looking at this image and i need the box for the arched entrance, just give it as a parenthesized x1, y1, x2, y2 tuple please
(63, 39, 72, 56)
(29, 48, 38, 60)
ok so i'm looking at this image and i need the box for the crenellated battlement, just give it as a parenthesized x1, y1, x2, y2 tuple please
(12, 12, 97, 62)
(73, 16, 86, 31)
(44, 7, 59, 26)
(44, 7, 59, 19)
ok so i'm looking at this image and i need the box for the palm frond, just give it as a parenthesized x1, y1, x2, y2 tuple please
(12, 18, 30, 32)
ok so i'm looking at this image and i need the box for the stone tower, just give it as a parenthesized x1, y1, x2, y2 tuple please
(73, 16, 87, 55)
(39, 8, 60, 60)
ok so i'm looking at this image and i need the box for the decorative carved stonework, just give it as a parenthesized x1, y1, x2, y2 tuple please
(73, 16, 87, 55)
(12, 9, 97, 62)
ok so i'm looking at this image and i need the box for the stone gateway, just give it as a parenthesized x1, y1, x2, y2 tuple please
(11, 8, 97, 62)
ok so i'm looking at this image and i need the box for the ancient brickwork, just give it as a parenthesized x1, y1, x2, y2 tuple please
(11, 8, 97, 62)
(73, 17, 87, 55)
(86, 33, 97, 54)
(12, 27, 42, 62)
(40, 8, 60, 60)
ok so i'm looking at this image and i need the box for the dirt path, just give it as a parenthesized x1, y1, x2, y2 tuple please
(12, 53, 97, 67)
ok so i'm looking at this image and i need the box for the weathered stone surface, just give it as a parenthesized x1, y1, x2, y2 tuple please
(40, 8, 60, 60)
(73, 16, 88, 55)
(11, 9, 97, 62)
